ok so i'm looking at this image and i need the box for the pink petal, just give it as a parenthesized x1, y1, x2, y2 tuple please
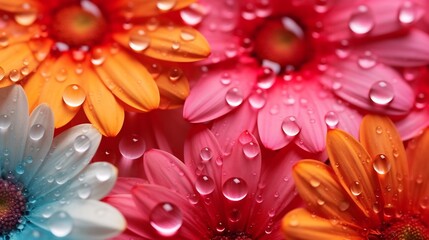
(355, 30, 429, 67)
(144, 149, 196, 196)
(109, 177, 147, 195)
(395, 109, 429, 140)
(211, 101, 257, 153)
(320, 58, 414, 116)
(183, 58, 258, 123)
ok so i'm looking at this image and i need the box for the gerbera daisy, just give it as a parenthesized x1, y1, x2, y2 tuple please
(0, 85, 125, 239)
(105, 127, 317, 239)
(0, 0, 210, 136)
(282, 114, 429, 239)
(183, 0, 429, 153)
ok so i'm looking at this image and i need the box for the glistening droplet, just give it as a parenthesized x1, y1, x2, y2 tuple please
(222, 177, 248, 201)
(149, 202, 183, 237)
(348, 5, 374, 35)
(373, 154, 391, 175)
(369, 81, 394, 105)
(62, 84, 86, 107)
(282, 116, 300, 137)
(195, 175, 215, 195)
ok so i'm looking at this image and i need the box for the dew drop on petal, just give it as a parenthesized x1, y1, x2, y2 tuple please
(180, 29, 196, 41)
(9, 69, 21, 82)
(29, 124, 45, 141)
(119, 134, 146, 159)
(0, 114, 11, 130)
(248, 89, 266, 109)
(225, 87, 243, 107)
(95, 163, 112, 182)
(376, 126, 383, 134)
(74, 135, 91, 153)
(48, 211, 73, 237)
(350, 181, 362, 196)
(195, 175, 215, 195)
(348, 5, 374, 35)
(62, 84, 86, 107)
(168, 68, 183, 81)
(257, 67, 276, 89)
(398, 1, 417, 25)
(220, 73, 231, 85)
(282, 116, 300, 137)
(310, 179, 321, 188)
(415, 93, 427, 109)
(156, 0, 177, 11)
(222, 177, 248, 201)
(369, 81, 394, 105)
(242, 141, 259, 159)
(91, 48, 106, 66)
(372, 154, 391, 175)
(357, 51, 377, 69)
(149, 202, 183, 237)
(77, 184, 91, 199)
(338, 201, 350, 211)
(200, 147, 212, 162)
(324, 111, 339, 128)
(180, 3, 205, 26)
(129, 29, 150, 52)
(14, 11, 37, 26)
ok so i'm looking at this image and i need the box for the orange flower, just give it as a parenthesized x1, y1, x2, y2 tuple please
(282, 115, 429, 239)
(0, 0, 210, 136)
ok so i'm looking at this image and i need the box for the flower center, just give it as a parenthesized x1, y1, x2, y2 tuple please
(381, 217, 429, 240)
(211, 232, 253, 240)
(0, 179, 26, 234)
(50, 1, 107, 47)
(253, 17, 311, 68)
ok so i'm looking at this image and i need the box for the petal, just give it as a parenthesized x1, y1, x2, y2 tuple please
(360, 115, 409, 214)
(293, 160, 369, 226)
(153, 66, 189, 109)
(282, 208, 364, 240)
(320, 58, 414, 116)
(355, 30, 429, 67)
(23, 54, 81, 128)
(93, 48, 160, 111)
(82, 65, 124, 136)
(109, 177, 147, 195)
(114, 25, 210, 62)
(27, 124, 101, 197)
(327, 129, 381, 225)
(110, 0, 194, 18)
(0, 85, 29, 173)
(144, 149, 196, 196)
(0, 0, 40, 12)
(183, 59, 258, 122)
(18, 104, 54, 186)
(395, 109, 429, 140)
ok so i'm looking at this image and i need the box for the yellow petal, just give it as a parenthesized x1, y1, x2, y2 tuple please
(406, 128, 429, 214)
(282, 208, 364, 240)
(110, 0, 195, 18)
(360, 114, 409, 215)
(82, 65, 124, 136)
(23, 54, 81, 128)
(293, 160, 370, 227)
(93, 47, 160, 111)
(114, 25, 210, 62)
(154, 66, 189, 109)
(327, 129, 381, 225)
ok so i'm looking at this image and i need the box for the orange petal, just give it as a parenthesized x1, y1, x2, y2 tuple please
(93, 47, 160, 111)
(109, 0, 194, 18)
(360, 114, 409, 216)
(327, 129, 382, 225)
(406, 128, 429, 215)
(0, 19, 42, 45)
(154, 66, 189, 109)
(0, 0, 39, 13)
(82, 64, 124, 136)
(282, 208, 364, 240)
(293, 160, 370, 227)
(23, 54, 81, 128)
(114, 25, 210, 62)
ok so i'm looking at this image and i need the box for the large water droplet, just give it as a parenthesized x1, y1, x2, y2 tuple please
(324, 111, 339, 128)
(350, 181, 362, 196)
(369, 81, 394, 105)
(248, 89, 266, 109)
(180, 3, 205, 26)
(29, 124, 45, 141)
(129, 29, 150, 52)
(348, 5, 374, 35)
(77, 184, 91, 199)
(119, 134, 146, 159)
(195, 175, 215, 195)
(257, 67, 276, 89)
(225, 87, 243, 107)
(282, 116, 300, 137)
(0, 114, 11, 130)
(74, 135, 91, 153)
(222, 177, 248, 201)
(200, 147, 213, 162)
(372, 154, 391, 175)
(62, 84, 86, 107)
(14, 11, 37, 26)
(96, 163, 112, 182)
(48, 211, 73, 237)
(398, 1, 417, 25)
(149, 202, 183, 237)
(156, 0, 177, 11)
(242, 141, 259, 159)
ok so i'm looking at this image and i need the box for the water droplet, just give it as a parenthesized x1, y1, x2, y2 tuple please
(200, 147, 212, 162)
(248, 89, 266, 109)
(180, 3, 205, 26)
(398, 1, 416, 25)
(415, 93, 427, 109)
(149, 202, 182, 237)
(156, 0, 177, 11)
(15, 164, 24, 175)
(376, 126, 383, 134)
(350, 181, 362, 196)
(168, 68, 183, 81)
(358, 51, 377, 69)
(91, 48, 106, 66)
(62, 84, 86, 107)
(310, 179, 321, 188)
(242, 141, 259, 159)
(77, 184, 91, 199)
(338, 201, 350, 211)
(14, 11, 37, 26)
(29, 124, 45, 141)
(195, 175, 215, 195)
(348, 5, 374, 35)
(369, 81, 394, 105)
(225, 87, 243, 107)
(95, 163, 112, 182)
(372, 154, 391, 175)
(317, 198, 325, 206)
(119, 134, 146, 159)
(9, 69, 21, 82)
(324, 111, 339, 128)
(0, 33, 9, 48)
(222, 177, 248, 201)
(55, 68, 67, 82)
(48, 211, 73, 237)
(180, 29, 195, 41)
(314, 0, 329, 13)
(171, 41, 180, 51)
(220, 73, 231, 85)
(74, 135, 90, 153)
(257, 67, 276, 89)
(0, 114, 11, 129)
(238, 131, 253, 144)
(129, 29, 150, 51)
(282, 116, 300, 137)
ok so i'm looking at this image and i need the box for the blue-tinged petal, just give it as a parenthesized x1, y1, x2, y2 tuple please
(0, 85, 29, 174)
(18, 104, 55, 186)
(27, 124, 101, 197)
(9, 222, 54, 240)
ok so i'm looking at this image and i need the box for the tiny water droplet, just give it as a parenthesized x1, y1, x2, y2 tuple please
(168, 68, 183, 81)
(369, 81, 394, 105)
(180, 28, 196, 41)
(282, 116, 300, 137)
(348, 5, 374, 35)
(195, 175, 215, 195)
(358, 51, 377, 69)
(225, 87, 243, 107)
(257, 67, 276, 89)
(242, 141, 259, 159)
(375, 126, 383, 134)
(77, 184, 91, 199)
(29, 124, 45, 141)
(350, 181, 362, 196)
(150, 202, 183, 237)
(373, 154, 391, 175)
(310, 179, 321, 188)
(62, 84, 86, 107)
(222, 177, 248, 201)
(9, 69, 21, 82)
(324, 111, 339, 128)
(74, 135, 90, 153)
(415, 93, 427, 109)
(338, 201, 350, 211)
(200, 147, 213, 162)
(91, 48, 106, 66)
(0, 114, 11, 129)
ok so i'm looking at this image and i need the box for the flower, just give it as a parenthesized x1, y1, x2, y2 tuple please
(0, 0, 210, 136)
(282, 114, 429, 239)
(183, 0, 429, 153)
(0, 85, 125, 239)
(105, 127, 318, 239)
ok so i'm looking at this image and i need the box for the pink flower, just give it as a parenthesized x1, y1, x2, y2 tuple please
(183, 0, 429, 153)
(104, 127, 320, 239)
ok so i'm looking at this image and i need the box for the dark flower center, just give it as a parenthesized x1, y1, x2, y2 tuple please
(380, 216, 429, 240)
(253, 17, 311, 68)
(211, 232, 253, 240)
(49, 1, 107, 47)
(0, 179, 26, 234)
